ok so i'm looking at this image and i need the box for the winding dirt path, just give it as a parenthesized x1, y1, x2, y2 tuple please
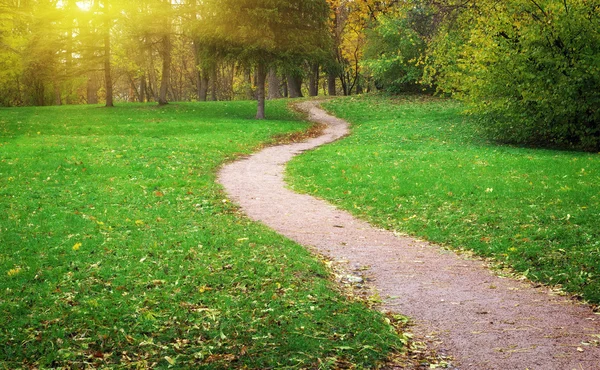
(218, 101, 600, 369)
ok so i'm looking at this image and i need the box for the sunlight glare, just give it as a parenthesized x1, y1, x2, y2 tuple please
(76, 1, 92, 11)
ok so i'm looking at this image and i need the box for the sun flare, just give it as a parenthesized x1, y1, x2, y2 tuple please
(76, 1, 92, 11)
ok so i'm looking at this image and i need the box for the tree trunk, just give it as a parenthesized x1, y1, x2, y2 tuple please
(103, 0, 113, 107)
(193, 35, 208, 101)
(286, 74, 303, 98)
(158, 33, 171, 106)
(129, 77, 137, 102)
(199, 69, 209, 101)
(32, 78, 45, 106)
(210, 64, 217, 101)
(283, 75, 289, 98)
(255, 62, 267, 119)
(87, 75, 98, 104)
(65, 0, 76, 104)
(267, 67, 282, 99)
(104, 33, 113, 106)
(104, 0, 114, 107)
(139, 74, 146, 102)
(341, 73, 349, 96)
(65, 23, 73, 104)
(309, 63, 319, 97)
(54, 83, 62, 106)
(327, 73, 336, 96)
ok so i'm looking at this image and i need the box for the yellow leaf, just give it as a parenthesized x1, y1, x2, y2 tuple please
(164, 356, 176, 365)
(198, 285, 212, 293)
(135, 220, 144, 226)
(73, 242, 82, 251)
(7, 268, 22, 276)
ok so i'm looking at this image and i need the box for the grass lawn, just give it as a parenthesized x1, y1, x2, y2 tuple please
(0, 101, 403, 368)
(287, 95, 600, 304)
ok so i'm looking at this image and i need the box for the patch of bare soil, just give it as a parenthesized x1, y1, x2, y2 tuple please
(218, 101, 600, 369)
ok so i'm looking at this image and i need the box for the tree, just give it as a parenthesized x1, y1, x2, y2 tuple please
(325, 0, 400, 95)
(0, 2, 27, 106)
(199, 0, 330, 119)
(362, 3, 436, 93)
(103, 0, 114, 107)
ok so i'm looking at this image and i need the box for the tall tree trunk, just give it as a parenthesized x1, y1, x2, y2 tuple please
(199, 70, 209, 101)
(267, 67, 282, 99)
(227, 64, 235, 100)
(129, 77, 137, 102)
(210, 64, 217, 101)
(193, 36, 208, 101)
(65, 23, 73, 104)
(103, 0, 113, 107)
(158, 33, 171, 106)
(255, 61, 266, 119)
(87, 74, 98, 104)
(309, 63, 319, 97)
(341, 73, 349, 96)
(54, 83, 62, 106)
(327, 73, 337, 96)
(196, 68, 202, 100)
(139, 74, 146, 102)
(193, 56, 201, 101)
(65, 0, 76, 104)
(286, 74, 303, 98)
(245, 68, 254, 100)
(33, 78, 45, 106)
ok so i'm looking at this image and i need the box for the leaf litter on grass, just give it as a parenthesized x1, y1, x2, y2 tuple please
(0, 101, 405, 368)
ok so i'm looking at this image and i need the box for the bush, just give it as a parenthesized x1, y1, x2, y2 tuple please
(430, 0, 600, 151)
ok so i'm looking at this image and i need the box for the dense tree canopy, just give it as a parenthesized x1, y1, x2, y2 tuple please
(0, 0, 332, 111)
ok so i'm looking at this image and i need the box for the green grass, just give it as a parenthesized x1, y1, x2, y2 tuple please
(0, 101, 403, 369)
(287, 95, 600, 304)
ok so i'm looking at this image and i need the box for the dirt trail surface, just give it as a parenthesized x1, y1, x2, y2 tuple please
(218, 101, 600, 369)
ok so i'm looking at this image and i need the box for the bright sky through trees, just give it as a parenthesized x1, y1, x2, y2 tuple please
(76, 1, 92, 11)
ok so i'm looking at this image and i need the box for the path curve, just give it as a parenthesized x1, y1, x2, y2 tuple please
(218, 101, 600, 369)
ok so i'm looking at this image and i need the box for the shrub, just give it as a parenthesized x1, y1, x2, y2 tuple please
(430, 0, 600, 151)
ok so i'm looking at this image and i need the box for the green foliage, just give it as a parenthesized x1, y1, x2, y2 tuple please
(430, 0, 600, 151)
(288, 95, 600, 303)
(0, 6, 24, 107)
(0, 101, 403, 368)
(199, 0, 331, 63)
(363, 6, 432, 93)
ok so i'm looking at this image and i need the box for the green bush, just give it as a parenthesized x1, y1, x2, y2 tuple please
(430, 0, 600, 151)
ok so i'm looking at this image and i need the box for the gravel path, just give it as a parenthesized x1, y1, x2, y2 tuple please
(218, 101, 600, 369)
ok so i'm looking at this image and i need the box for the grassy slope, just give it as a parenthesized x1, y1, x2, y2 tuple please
(287, 95, 600, 304)
(0, 101, 402, 369)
